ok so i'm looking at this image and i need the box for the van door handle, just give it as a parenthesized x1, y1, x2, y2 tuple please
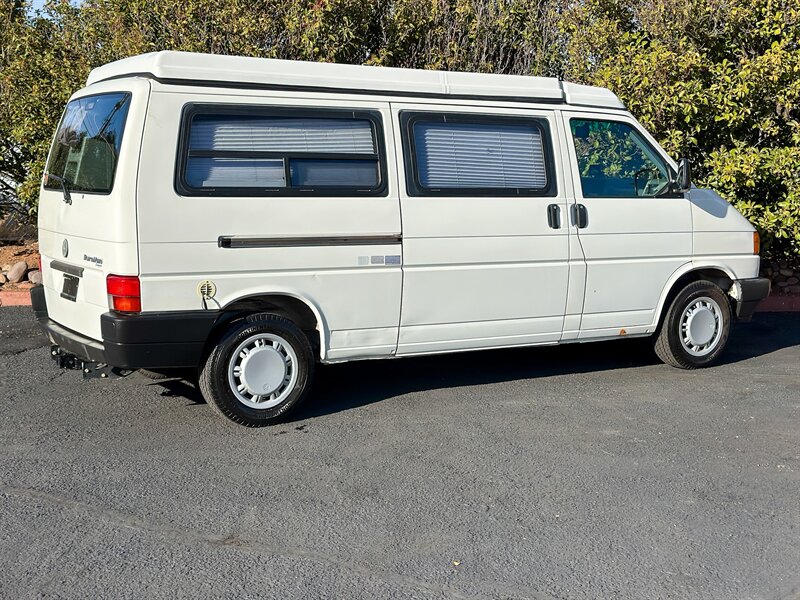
(571, 204, 589, 229)
(546, 204, 561, 229)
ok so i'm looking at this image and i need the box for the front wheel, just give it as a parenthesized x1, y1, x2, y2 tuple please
(654, 280, 732, 369)
(199, 313, 315, 426)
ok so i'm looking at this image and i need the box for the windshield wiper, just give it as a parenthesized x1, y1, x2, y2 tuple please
(45, 172, 72, 205)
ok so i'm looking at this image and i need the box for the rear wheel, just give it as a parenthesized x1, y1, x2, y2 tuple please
(654, 280, 731, 369)
(199, 313, 314, 426)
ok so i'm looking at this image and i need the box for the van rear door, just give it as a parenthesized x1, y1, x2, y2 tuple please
(38, 79, 149, 342)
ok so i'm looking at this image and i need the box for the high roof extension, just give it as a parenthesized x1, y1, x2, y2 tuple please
(87, 51, 626, 110)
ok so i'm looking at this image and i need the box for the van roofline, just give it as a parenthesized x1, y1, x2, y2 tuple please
(86, 51, 627, 111)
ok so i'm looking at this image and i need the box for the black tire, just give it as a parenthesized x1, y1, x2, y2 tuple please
(198, 313, 315, 426)
(654, 280, 732, 369)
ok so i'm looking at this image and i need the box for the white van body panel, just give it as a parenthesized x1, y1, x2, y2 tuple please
(690, 187, 759, 274)
(38, 78, 149, 341)
(136, 89, 403, 360)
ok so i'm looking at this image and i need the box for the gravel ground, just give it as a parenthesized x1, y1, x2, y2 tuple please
(0, 306, 798, 599)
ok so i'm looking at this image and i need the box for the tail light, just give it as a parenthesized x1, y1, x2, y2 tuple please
(107, 275, 141, 313)
(753, 231, 760, 255)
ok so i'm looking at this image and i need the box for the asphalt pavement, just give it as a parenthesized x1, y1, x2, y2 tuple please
(1, 306, 798, 599)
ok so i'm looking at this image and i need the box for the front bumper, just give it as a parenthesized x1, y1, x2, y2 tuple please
(733, 277, 771, 321)
(30, 285, 217, 369)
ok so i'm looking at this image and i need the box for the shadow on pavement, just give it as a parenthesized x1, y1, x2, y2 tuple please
(717, 312, 800, 365)
(294, 312, 800, 421)
(151, 313, 800, 420)
(5, 305, 795, 420)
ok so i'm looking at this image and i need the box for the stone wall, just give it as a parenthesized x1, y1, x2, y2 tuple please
(762, 259, 800, 295)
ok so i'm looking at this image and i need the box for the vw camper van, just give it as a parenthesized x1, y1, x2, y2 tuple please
(32, 51, 770, 426)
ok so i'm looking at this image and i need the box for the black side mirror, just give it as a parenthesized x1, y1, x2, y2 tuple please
(676, 156, 691, 193)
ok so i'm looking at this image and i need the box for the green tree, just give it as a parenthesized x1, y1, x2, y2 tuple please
(0, 0, 798, 257)
(561, 0, 800, 255)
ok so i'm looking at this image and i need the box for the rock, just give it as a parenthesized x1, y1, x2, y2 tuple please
(0, 273, 6, 285)
(779, 268, 794, 277)
(27, 269, 42, 285)
(777, 281, 789, 288)
(6, 260, 28, 283)
(787, 285, 800, 294)
(1, 264, 10, 272)
(788, 277, 799, 285)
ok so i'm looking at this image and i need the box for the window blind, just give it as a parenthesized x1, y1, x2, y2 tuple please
(413, 121, 547, 189)
(189, 116, 376, 154)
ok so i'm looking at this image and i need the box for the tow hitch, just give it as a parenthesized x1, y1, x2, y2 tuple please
(50, 345, 132, 379)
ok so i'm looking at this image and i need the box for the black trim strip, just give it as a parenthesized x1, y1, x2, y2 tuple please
(95, 71, 574, 105)
(50, 260, 84, 277)
(218, 235, 402, 249)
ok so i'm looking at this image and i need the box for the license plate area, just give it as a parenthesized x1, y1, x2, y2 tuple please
(61, 274, 80, 301)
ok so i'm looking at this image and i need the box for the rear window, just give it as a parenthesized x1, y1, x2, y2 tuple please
(44, 92, 131, 194)
(176, 105, 387, 197)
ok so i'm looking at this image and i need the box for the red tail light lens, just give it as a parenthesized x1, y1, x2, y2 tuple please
(107, 274, 141, 313)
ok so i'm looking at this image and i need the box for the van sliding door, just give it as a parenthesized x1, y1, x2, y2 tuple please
(392, 104, 571, 355)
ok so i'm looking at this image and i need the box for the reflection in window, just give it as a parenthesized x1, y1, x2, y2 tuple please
(45, 93, 131, 194)
(570, 119, 671, 198)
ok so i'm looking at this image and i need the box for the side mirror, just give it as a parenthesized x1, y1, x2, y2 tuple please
(675, 156, 691, 193)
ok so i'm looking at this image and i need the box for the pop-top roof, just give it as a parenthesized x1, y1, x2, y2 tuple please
(86, 51, 626, 110)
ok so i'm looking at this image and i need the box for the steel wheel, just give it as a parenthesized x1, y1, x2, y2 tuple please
(227, 333, 299, 409)
(678, 296, 723, 357)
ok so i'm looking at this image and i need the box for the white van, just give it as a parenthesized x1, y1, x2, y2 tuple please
(33, 51, 770, 426)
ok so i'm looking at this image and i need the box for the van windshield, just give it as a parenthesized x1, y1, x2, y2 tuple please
(44, 92, 131, 195)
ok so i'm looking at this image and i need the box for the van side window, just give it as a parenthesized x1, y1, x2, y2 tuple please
(569, 119, 672, 198)
(401, 113, 556, 197)
(177, 106, 386, 196)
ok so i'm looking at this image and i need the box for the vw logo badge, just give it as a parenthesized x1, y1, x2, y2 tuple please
(62, 238, 69, 258)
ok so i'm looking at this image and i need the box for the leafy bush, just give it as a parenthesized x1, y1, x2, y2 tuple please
(1, 0, 798, 257)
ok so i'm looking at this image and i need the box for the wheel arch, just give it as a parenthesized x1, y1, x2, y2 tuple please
(654, 263, 736, 330)
(205, 291, 328, 362)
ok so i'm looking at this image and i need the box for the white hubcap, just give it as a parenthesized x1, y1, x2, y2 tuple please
(679, 297, 723, 356)
(228, 333, 298, 409)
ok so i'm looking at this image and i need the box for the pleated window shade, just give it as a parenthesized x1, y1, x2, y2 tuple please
(185, 114, 379, 190)
(189, 117, 376, 154)
(413, 121, 547, 190)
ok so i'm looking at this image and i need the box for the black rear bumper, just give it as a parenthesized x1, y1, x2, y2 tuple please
(31, 285, 217, 369)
